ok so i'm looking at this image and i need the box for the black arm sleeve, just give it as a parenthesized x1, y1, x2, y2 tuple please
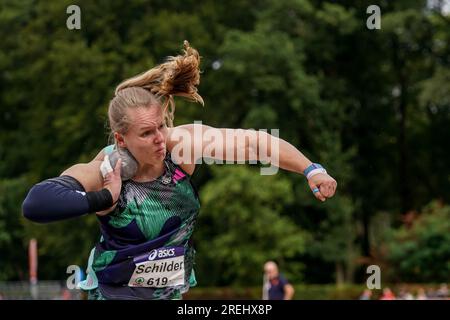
(22, 175, 113, 223)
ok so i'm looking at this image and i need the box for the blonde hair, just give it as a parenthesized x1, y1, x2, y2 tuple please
(108, 40, 203, 138)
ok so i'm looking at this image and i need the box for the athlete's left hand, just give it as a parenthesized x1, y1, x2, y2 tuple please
(308, 173, 337, 202)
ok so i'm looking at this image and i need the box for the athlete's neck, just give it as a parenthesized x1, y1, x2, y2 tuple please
(133, 161, 165, 182)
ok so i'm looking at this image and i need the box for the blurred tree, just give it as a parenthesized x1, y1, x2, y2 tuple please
(195, 165, 308, 286)
(384, 201, 450, 282)
(0, 177, 29, 280)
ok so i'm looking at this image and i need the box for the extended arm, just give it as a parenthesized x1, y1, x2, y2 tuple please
(168, 124, 337, 201)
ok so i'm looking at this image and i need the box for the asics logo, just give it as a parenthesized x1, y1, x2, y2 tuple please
(148, 248, 176, 261)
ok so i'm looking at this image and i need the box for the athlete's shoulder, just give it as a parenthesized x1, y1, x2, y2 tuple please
(166, 126, 196, 176)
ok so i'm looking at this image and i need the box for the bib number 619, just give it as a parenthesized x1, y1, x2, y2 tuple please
(147, 277, 168, 286)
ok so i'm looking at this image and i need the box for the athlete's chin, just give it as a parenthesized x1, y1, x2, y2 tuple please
(154, 149, 166, 158)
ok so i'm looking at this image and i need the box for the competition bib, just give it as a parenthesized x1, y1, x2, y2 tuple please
(128, 246, 185, 288)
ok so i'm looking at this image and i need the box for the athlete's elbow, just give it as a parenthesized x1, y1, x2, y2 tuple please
(22, 184, 49, 223)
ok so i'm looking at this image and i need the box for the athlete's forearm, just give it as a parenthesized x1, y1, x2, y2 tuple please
(22, 176, 113, 223)
(256, 131, 312, 175)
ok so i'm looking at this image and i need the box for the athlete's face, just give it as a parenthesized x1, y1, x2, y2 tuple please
(115, 105, 168, 166)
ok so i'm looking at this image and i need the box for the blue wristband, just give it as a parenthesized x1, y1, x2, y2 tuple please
(303, 163, 324, 176)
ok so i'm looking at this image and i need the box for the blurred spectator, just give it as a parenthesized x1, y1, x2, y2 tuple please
(379, 287, 396, 300)
(398, 287, 414, 300)
(436, 283, 448, 299)
(262, 261, 295, 300)
(416, 287, 428, 300)
(61, 288, 72, 300)
(426, 288, 437, 299)
(359, 289, 372, 300)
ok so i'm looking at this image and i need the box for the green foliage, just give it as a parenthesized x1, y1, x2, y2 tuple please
(195, 165, 308, 286)
(0, 177, 29, 280)
(385, 201, 450, 282)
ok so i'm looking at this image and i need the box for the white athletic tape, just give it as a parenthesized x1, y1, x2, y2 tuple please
(100, 155, 114, 178)
(306, 168, 327, 180)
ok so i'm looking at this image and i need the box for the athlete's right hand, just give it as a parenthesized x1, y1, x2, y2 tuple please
(97, 156, 122, 216)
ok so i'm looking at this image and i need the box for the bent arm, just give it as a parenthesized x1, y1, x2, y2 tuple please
(284, 284, 295, 300)
(22, 150, 112, 223)
(22, 175, 112, 223)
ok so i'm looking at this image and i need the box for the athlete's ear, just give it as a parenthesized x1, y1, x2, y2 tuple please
(114, 132, 126, 148)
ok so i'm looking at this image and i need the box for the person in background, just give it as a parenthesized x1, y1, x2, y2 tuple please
(262, 261, 295, 300)
(379, 287, 396, 300)
(397, 287, 414, 300)
(359, 289, 372, 300)
(436, 283, 448, 299)
(416, 287, 428, 300)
